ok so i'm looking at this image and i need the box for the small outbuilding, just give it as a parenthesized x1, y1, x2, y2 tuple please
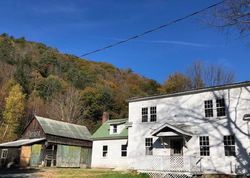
(0, 115, 92, 168)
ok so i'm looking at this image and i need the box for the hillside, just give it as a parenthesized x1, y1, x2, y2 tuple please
(0, 34, 160, 141)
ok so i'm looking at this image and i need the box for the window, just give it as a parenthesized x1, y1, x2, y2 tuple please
(145, 138, 153, 155)
(142, 107, 148, 122)
(113, 125, 117, 133)
(121, 144, 127, 157)
(216, 98, 226, 117)
(102, 145, 108, 157)
(200, 136, 210, 156)
(224, 135, 236, 156)
(1, 149, 8, 159)
(204, 100, 213, 117)
(150, 106, 157, 122)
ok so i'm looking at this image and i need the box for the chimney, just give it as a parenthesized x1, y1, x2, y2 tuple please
(102, 112, 109, 124)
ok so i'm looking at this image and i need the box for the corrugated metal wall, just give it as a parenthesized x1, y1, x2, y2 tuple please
(56, 145, 81, 167)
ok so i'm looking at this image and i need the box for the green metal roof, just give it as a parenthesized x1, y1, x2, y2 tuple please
(35, 115, 92, 141)
(91, 119, 128, 140)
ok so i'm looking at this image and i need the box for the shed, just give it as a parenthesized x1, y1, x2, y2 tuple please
(0, 115, 92, 168)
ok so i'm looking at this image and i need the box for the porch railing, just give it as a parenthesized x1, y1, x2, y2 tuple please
(134, 155, 201, 173)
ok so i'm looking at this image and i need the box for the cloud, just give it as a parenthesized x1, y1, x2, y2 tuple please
(145, 40, 215, 47)
(101, 37, 223, 48)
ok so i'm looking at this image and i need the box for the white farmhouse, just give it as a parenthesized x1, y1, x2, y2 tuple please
(92, 81, 250, 176)
(91, 112, 128, 169)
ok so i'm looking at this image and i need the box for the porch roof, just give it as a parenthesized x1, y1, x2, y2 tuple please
(151, 122, 194, 137)
(156, 131, 178, 137)
(0, 138, 46, 148)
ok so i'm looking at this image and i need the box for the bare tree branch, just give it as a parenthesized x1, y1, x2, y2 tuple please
(204, 0, 250, 37)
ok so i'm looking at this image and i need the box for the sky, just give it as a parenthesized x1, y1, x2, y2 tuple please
(0, 0, 249, 83)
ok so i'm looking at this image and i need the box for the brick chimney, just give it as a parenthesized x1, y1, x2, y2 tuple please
(102, 112, 109, 124)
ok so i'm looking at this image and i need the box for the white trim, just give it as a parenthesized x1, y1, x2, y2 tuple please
(156, 131, 178, 137)
(1, 149, 8, 159)
(151, 122, 193, 137)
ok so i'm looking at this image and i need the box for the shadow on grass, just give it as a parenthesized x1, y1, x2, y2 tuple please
(0, 168, 43, 175)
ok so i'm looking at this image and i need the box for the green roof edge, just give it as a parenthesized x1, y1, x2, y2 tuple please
(91, 118, 128, 140)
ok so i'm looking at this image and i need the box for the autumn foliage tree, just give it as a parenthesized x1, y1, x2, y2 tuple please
(161, 61, 235, 94)
(1, 84, 25, 141)
(161, 73, 192, 93)
(0, 34, 238, 141)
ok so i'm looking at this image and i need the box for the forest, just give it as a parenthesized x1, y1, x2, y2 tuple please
(0, 34, 234, 143)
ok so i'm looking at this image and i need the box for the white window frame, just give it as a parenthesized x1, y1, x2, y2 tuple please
(150, 106, 157, 122)
(145, 138, 153, 155)
(1, 149, 8, 159)
(199, 136, 210, 156)
(113, 125, 117, 134)
(216, 98, 226, 117)
(102, 145, 108, 157)
(142, 107, 148, 122)
(204, 100, 213, 118)
(121, 144, 127, 157)
(224, 135, 236, 156)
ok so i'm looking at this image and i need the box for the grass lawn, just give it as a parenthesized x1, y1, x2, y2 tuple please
(36, 168, 150, 178)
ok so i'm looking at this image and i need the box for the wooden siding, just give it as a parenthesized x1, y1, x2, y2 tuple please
(22, 118, 45, 139)
(20, 146, 31, 167)
(46, 134, 92, 148)
(1, 116, 92, 168)
(0, 148, 20, 168)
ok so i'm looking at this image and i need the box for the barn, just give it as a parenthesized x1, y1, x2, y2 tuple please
(0, 115, 92, 168)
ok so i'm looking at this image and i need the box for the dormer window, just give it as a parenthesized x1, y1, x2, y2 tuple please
(113, 125, 117, 133)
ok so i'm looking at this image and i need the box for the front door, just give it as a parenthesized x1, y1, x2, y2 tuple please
(170, 138, 183, 156)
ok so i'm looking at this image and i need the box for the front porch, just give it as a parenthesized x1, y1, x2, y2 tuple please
(135, 122, 201, 175)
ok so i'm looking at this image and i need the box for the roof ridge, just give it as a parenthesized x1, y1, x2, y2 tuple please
(128, 80, 250, 102)
(34, 115, 91, 141)
(35, 115, 87, 128)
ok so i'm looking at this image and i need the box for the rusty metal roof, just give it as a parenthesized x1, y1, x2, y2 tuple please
(35, 115, 92, 141)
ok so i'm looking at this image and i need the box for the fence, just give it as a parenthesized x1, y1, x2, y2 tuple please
(135, 155, 201, 173)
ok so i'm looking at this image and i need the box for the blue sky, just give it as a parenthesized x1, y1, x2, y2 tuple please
(0, 0, 249, 83)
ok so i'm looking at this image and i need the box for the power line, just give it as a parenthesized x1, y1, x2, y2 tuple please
(80, 1, 225, 57)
